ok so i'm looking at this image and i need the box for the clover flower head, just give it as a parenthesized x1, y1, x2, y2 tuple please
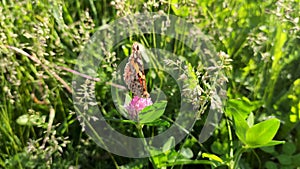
(125, 96, 153, 120)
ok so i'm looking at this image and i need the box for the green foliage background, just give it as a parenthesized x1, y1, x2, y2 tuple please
(0, 0, 299, 168)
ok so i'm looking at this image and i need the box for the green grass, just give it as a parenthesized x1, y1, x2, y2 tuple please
(0, 0, 300, 168)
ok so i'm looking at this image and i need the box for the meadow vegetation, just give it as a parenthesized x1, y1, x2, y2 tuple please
(0, 0, 299, 168)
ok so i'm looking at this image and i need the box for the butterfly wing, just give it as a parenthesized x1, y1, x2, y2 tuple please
(123, 43, 149, 97)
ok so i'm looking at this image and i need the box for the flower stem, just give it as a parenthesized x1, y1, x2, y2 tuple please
(233, 147, 247, 169)
(136, 123, 157, 169)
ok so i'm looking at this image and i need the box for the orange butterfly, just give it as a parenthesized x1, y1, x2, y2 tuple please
(123, 42, 149, 98)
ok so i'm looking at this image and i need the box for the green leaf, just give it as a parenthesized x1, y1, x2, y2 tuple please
(249, 140, 285, 148)
(247, 112, 254, 127)
(16, 114, 29, 125)
(265, 161, 278, 169)
(170, 0, 189, 17)
(162, 136, 175, 153)
(180, 148, 193, 159)
(232, 111, 249, 144)
(245, 118, 280, 147)
(282, 142, 296, 155)
(226, 98, 262, 118)
(260, 146, 276, 154)
(277, 154, 292, 165)
(139, 100, 167, 124)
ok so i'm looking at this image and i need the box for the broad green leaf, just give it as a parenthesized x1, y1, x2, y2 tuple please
(277, 154, 292, 165)
(265, 161, 278, 169)
(162, 136, 175, 153)
(260, 146, 276, 154)
(282, 142, 296, 155)
(139, 100, 167, 124)
(245, 118, 280, 146)
(226, 98, 262, 118)
(202, 153, 223, 163)
(232, 111, 249, 144)
(249, 140, 285, 148)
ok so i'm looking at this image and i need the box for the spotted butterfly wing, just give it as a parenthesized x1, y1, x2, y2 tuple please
(123, 42, 149, 98)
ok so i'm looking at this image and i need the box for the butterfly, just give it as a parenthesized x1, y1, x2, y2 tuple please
(123, 42, 150, 98)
